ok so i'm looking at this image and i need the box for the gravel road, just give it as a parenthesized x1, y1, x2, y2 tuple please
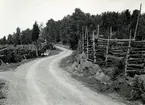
(0, 46, 126, 105)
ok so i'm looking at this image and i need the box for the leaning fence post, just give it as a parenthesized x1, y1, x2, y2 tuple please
(125, 30, 132, 76)
(82, 27, 84, 53)
(92, 30, 96, 63)
(84, 26, 87, 54)
(105, 27, 111, 65)
(133, 4, 142, 40)
(86, 27, 89, 60)
(97, 25, 99, 39)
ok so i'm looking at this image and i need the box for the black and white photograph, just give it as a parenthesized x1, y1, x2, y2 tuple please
(0, 0, 145, 105)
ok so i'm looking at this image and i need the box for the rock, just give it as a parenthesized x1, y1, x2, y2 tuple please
(82, 61, 92, 70)
(92, 64, 101, 73)
(105, 67, 118, 78)
(136, 75, 145, 89)
(77, 64, 83, 73)
(95, 72, 111, 84)
(80, 53, 87, 61)
(72, 62, 77, 69)
(73, 53, 103, 77)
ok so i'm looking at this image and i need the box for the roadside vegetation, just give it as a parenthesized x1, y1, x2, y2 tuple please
(0, 8, 145, 50)
(0, 6, 145, 105)
(0, 21, 59, 65)
(60, 51, 145, 105)
(0, 8, 144, 67)
(0, 22, 61, 103)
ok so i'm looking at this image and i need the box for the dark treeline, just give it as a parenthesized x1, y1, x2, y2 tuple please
(0, 23, 40, 45)
(0, 8, 145, 50)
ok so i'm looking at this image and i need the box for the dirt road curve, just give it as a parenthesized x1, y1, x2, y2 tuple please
(0, 46, 125, 105)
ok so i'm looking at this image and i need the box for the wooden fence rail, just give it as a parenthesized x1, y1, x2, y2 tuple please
(79, 26, 145, 76)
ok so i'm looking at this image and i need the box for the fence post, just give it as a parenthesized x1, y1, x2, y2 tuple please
(125, 30, 132, 76)
(105, 27, 111, 65)
(85, 27, 89, 60)
(133, 4, 142, 40)
(82, 27, 84, 53)
(78, 40, 80, 54)
(84, 26, 87, 54)
(92, 30, 96, 63)
(97, 25, 99, 39)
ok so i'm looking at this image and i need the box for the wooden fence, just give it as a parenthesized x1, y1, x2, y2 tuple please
(78, 26, 145, 76)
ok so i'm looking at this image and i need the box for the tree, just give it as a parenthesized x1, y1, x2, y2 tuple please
(1, 8, 145, 51)
(32, 22, 40, 42)
(15, 27, 21, 45)
(21, 28, 32, 44)
(131, 10, 139, 31)
(46, 19, 57, 43)
(137, 14, 145, 40)
(2, 36, 6, 45)
(117, 9, 131, 39)
(7, 34, 14, 44)
(31, 21, 40, 57)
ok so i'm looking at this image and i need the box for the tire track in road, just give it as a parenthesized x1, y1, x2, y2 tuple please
(26, 59, 48, 105)
(0, 46, 126, 105)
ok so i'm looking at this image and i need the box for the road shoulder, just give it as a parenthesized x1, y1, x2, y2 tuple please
(60, 52, 142, 105)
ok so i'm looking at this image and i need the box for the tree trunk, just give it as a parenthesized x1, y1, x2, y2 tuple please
(33, 41, 38, 57)
(35, 46, 38, 57)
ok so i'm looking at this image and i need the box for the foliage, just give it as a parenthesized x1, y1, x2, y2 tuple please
(31, 21, 40, 57)
(15, 27, 21, 45)
(7, 34, 14, 44)
(0, 8, 145, 51)
(31, 22, 40, 42)
(141, 93, 145, 103)
(21, 29, 32, 44)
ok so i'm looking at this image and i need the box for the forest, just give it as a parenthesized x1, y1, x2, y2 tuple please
(0, 8, 145, 50)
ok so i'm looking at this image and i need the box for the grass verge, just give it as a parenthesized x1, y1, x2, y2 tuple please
(60, 53, 142, 105)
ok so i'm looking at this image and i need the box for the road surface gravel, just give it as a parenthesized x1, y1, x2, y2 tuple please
(0, 46, 126, 105)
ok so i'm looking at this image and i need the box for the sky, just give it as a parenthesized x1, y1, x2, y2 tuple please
(0, 0, 145, 38)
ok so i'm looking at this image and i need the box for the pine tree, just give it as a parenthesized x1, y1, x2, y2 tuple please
(15, 27, 21, 45)
(31, 21, 40, 57)
(32, 21, 40, 42)
(2, 36, 6, 45)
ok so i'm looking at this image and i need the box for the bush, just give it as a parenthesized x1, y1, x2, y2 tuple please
(13, 53, 23, 63)
(40, 44, 55, 53)
(62, 40, 68, 45)
(127, 75, 145, 101)
(25, 50, 37, 59)
(3, 50, 15, 63)
(141, 93, 145, 104)
(113, 80, 133, 97)
(0, 48, 39, 64)
(105, 59, 125, 79)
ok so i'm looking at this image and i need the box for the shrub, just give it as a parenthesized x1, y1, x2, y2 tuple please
(129, 75, 145, 100)
(13, 53, 23, 63)
(62, 40, 67, 45)
(40, 44, 55, 53)
(25, 50, 37, 59)
(141, 93, 145, 104)
(105, 59, 125, 79)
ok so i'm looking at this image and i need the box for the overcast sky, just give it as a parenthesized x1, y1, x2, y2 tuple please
(0, 0, 145, 38)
